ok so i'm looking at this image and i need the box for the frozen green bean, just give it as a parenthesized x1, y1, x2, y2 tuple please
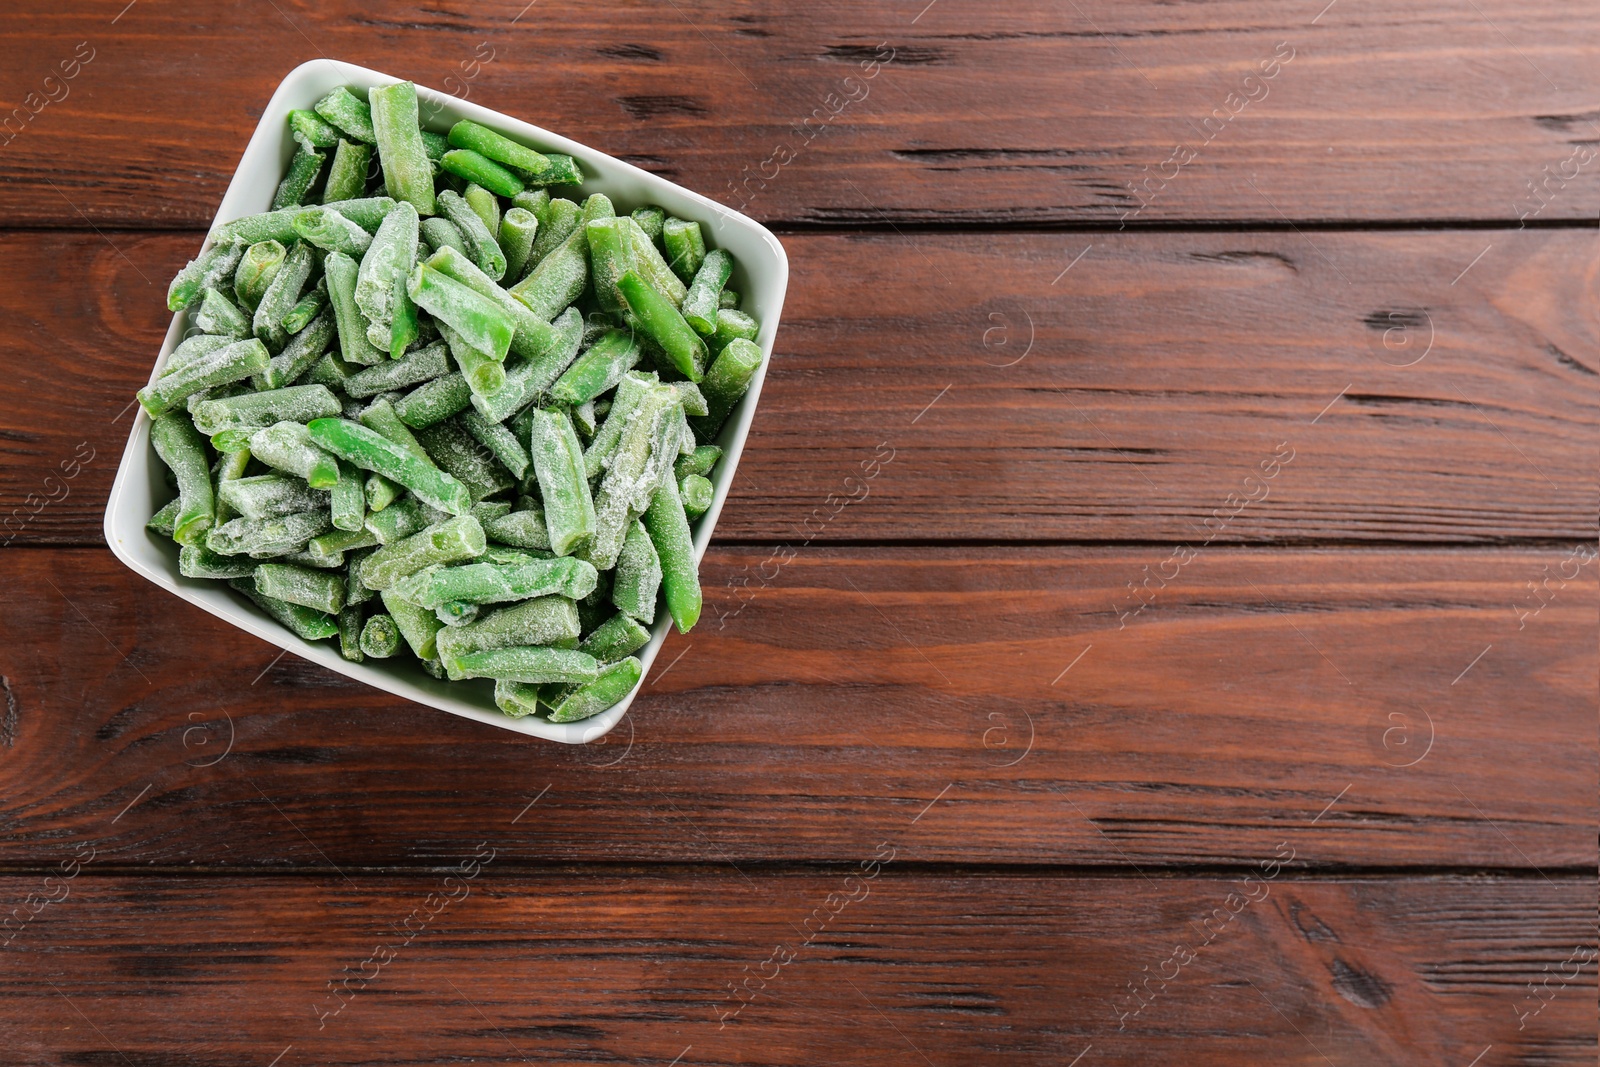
(307, 525, 377, 563)
(509, 194, 613, 319)
(617, 271, 707, 381)
(324, 250, 387, 366)
(380, 587, 445, 659)
(526, 407, 596, 556)
(168, 239, 245, 312)
(272, 148, 325, 210)
(364, 495, 444, 545)
(627, 217, 688, 306)
(579, 612, 651, 663)
(207, 509, 331, 557)
(255, 562, 346, 614)
(547, 656, 642, 722)
(281, 279, 330, 336)
(526, 196, 579, 272)
(642, 473, 700, 633)
(233, 240, 286, 312)
(550, 328, 641, 406)
(368, 81, 435, 215)
(252, 240, 315, 351)
(679, 473, 713, 519)
(314, 87, 376, 143)
(719, 289, 739, 310)
(360, 514, 485, 590)
(662, 217, 705, 283)
(445, 645, 598, 685)
(461, 409, 531, 479)
(420, 215, 469, 257)
(712, 308, 760, 350)
(308, 417, 472, 515)
(179, 544, 257, 580)
(289, 108, 341, 149)
(148, 498, 181, 538)
(395, 371, 472, 428)
(691, 337, 764, 442)
(436, 188, 506, 281)
(413, 418, 514, 501)
(681, 249, 732, 336)
(218, 474, 327, 521)
(443, 149, 524, 198)
(322, 139, 372, 204)
(631, 206, 664, 244)
(194, 287, 250, 339)
(139, 337, 271, 417)
(392, 555, 598, 610)
(355, 201, 420, 353)
(584, 216, 636, 314)
(331, 459, 366, 532)
(447, 119, 551, 175)
(464, 182, 501, 235)
(193, 384, 341, 438)
(423, 246, 561, 365)
(482, 509, 550, 550)
(345, 340, 450, 398)
(409, 264, 513, 363)
(336, 606, 364, 661)
(231, 577, 339, 640)
(149, 410, 216, 545)
(250, 421, 341, 488)
(359, 612, 402, 658)
(434, 595, 581, 662)
(292, 205, 372, 256)
(214, 197, 395, 247)
(612, 519, 661, 622)
(498, 207, 538, 281)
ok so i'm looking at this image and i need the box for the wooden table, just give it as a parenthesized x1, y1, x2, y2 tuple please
(1, 3, 1595, 1063)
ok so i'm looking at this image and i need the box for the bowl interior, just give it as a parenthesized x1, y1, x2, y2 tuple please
(104, 59, 787, 743)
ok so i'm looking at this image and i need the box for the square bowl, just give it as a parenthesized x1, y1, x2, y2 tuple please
(103, 59, 787, 743)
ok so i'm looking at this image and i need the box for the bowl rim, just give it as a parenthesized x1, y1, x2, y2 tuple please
(102, 58, 788, 744)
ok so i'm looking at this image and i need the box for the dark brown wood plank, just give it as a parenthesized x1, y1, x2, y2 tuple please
(0, 873, 1591, 1064)
(0, 546, 1591, 869)
(2, 1, 1598, 226)
(3, 229, 1596, 547)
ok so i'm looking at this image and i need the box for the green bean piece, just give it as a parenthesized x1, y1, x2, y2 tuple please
(322, 139, 372, 204)
(445, 644, 598, 685)
(193, 384, 341, 438)
(335, 606, 364, 662)
(178, 544, 257, 580)
(215, 199, 393, 251)
(571, 399, 598, 440)
(393, 555, 597, 611)
(414, 418, 514, 501)
(139, 338, 271, 417)
(149, 410, 216, 545)
(509, 194, 614, 319)
(324, 250, 387, 366)
(292, 205, 372, 256)
(719, 289, 740, 310)
(582, 371, 655, 480)
(218, 474, 327, 521)
(345, 340, 450, 398)
(304, 351, 357, 390)
(423, 245, 560, 365)
(442, 150, 523, 199)
(368, 81, 435, 215)
(436, 321, 506, 398)
(307, 525, 378, 564)
(389, 270, 420, 359)
(148, 498, 181, 539)
(233, 240, 286, 313)
(512, 188, 550, 217)
(526, 407, 597, 557)
(585, 385, 678, 569)
(498, 207, 538, 281)
(380, 588, 444, 659)
(395, 372, 472, 427)
(550, 329, 642, 406)
(691, 337, 765, 442)
(213, 448, 249, 524)
(438, 600, 479, 628)
(681, 249, 732, 336)
(433, 595, 580, 662)
(472, 500, 513, 526)
(360, 399, 433, 463)
(631, 206, 665, 244)
(680, 474, 713, 520)
(518, 153, 584, 188)
(407, 265, 513, 364)
(364, 495, 445, 545)
(669, 380, 708, 417)
(584, 217, 637, 314)
(195, 287, 250, 339)
(255, 562, 346, 614)
(419, 129, 450, 160)
(465, 183, 501, 235)
(308, 418, 472, 516)
(364, 474, 402, 513)
(482, 509, 550, 550)
(331, 460, 366, 533)
(361, 515, 485, 590)
(662, 217, 706, 283)
(288, 108, 341, 149)
(547, 656, 642, 722)
(618, 271, 707, 381)
(207, 510, 330, 557)
(435, 189, 506, 281)
(446, 119, 551, 175)
(281, 279, 330, 336)
(642, 473, 701, 633)
(359, 613, 402, 658)
(525, 196, 579, 273)
(420, 216, 469, 257)
(468, 306, 583, 423)
(712, 308, 760, 350)
(231, 577, 339, 640)
(272, 148, 326, 210)
(166, 335, 236, 375)
(461, 410, 531, 480)
(612, 518, 661, 622)
(355, 201, 420, 352)
(168, 240, 245, 312)
(492, 680, 543, 717)
(626, 218, 688, 306)
(252, 241, 315, 351)
(249, 421, 341, 489)
(314, 86, 376, 143)
(579, 612, 651, 663)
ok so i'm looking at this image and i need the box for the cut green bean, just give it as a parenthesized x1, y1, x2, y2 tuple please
(322, 139, 372, 204)
(423, 245, 561, 365)
(420, 216, 469, 257)
(308, 417, 472, 516)
(482, 509, 550, 550)
(617, 270, 707, 381)
(193, 384, 341, 438)
(233, 240, 286, 313)
(168, 240, 245, 312)
(250, 421, 341, 488)
(207, 509, 330, 557)
(355, 201, 420, 353)
(336, 606, 364, 661)
(436, 600, 479, 627)
(526, 196, 579, 272)
(579, 612, 651, 663)
(550, 329, 642, 406)
(434, 595, 581, 662)
(214, 197, 394, 247)
(691, 337, 764, 442)
(255, 562, 346, 614)
(272, 148, 325, 210)
(345, 340, 450, 398)
(307, 525, 378, 563)
(361, 514, 485, 590)
(547, 656, 642, 722)
(442, 149, 524, 198)
(252, 240, 315, 351)
(469, 306, 583, 423)
(492, 680, 542, 717)
(281, 279, 330, 336)
(179, 544, 257, 580)
(218, 474, 327, 521)
(719, 289, 739, 310)
(368, 81, 435, 215)
(358, 397, 432, 460)
(584, 216, 636, 314)
(392, 554, 597, 610)
(139, 337, 271, 417)
(409, 264, 514, 363)
(419, 129, 449, 161)
(388, 270, 420, 359)
(498, 207, 538, 281)
(465, 183, 501, 235)
(627, 217, 688, 306)
(194, 287, 250, 339)
(669, 380, 708, 417)
(395, 371, 472, 427)
(642, 473, 700, 633)
(517, 153, 583, 188)
(681, 249, 732, 336)
(461, 409, 531, 480)
(413, 418, 514, 501)
(380, 588, 445, 659)
(331, 460, 366, 532)
(447, 119, 551, 176)
(680, 474, 713, 519)
(662, 217, 705, 283)
(167, 335, 236, 375)
(436, 188, 506, 281)
(292, 205, 372, 256)
(612, 518, 661, 622)
(526, 407, 597, 556)
(445, 645, 598, 685)
(324, 250, 386, 367)
(149, 410, 216, 545)
(289, 108, 341, 149)
(631, 206, 664, 244)
(304, 351, 356, 390)
(509, 194, 614, 319)
(231, 577, 339, 640)
(364, 474, 401, 513)
(712, 308, 760, 350)
(436, 321, 506, 397)
(148, 498, 181, 539)
(583, 371, 655, 480)
(359, 612, 402, 658)
(314, 86, 376, 143)
(364, 495, 445, 545)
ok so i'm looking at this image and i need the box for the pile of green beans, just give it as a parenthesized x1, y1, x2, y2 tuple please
(142, 82, 765, 724)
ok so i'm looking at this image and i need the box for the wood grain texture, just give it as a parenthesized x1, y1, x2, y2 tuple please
(1, 2, 1598, 226)
(0, 874, 1591, 1065)
(3, 229, 1597, 546)
(0, 546, 1591, 869)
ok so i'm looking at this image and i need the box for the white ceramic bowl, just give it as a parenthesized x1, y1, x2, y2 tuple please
(103, 60, 787, 743)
